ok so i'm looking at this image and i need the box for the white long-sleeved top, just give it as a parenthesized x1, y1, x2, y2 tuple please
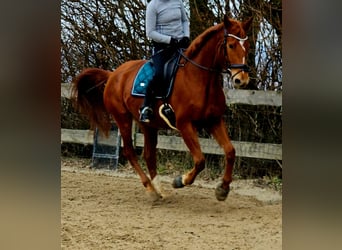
(146, 0, 190, 44)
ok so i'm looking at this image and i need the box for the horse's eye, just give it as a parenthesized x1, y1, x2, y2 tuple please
(229, 44, 234, 49)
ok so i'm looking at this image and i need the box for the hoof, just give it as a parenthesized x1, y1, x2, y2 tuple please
(215, 183, 230, 201)
(146, 182, 163, 202)
(146, 189, 163, 202)
(151, 175, 164, 197)
(172, 176, 185, 188)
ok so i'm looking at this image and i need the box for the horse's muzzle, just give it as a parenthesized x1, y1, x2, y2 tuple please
(229, 64, 250, 88)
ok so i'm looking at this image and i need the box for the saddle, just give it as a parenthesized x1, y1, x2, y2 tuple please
(131, 51, 181, 99)
(131, 50, 181, 130)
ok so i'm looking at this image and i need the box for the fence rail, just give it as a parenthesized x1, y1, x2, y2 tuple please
(61, 83, 282, 106)
(61, 84, 282, 160)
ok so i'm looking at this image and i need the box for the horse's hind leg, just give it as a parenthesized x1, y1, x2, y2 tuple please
(115, 115, 160, 199)
(209, 119, 236, 201)
(140, 126, 163, 197)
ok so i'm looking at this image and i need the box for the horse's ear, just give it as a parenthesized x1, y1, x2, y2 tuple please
(223, 14, 231, 28)
(242, 17, 253, 31)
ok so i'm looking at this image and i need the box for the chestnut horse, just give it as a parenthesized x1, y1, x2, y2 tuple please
(72, 15, 252, 201)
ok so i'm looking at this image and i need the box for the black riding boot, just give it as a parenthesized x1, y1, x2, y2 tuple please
(139, 79, 156, 123)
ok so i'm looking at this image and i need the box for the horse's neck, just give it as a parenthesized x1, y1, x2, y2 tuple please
(193, 43, 220, 70)
(182, 45, 225, 114)
(189, 38, 225, 107)
(185, 38, 223, 85)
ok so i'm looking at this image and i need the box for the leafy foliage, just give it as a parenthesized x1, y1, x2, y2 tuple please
(61, 0, 282, 89)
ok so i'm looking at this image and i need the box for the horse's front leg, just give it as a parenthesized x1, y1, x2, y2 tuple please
(173, 122, 205, 188)
(209, 119, 236, 201)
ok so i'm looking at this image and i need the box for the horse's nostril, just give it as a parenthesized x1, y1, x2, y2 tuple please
(234, 78, 241, 84)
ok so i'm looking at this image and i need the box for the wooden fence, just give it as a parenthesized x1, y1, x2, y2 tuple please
(61, 83, 282, 161)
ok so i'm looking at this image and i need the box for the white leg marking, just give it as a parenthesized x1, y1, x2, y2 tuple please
(182, 175, 187, 186)
(151, 175, 164, 196)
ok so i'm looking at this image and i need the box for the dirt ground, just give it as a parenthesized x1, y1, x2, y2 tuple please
(61, 158, 282, 250)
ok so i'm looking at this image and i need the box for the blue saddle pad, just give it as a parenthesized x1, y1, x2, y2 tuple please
(131, 59, 177, 99)
(131, 61, 155, 97)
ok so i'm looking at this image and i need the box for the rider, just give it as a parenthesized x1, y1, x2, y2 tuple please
(139, 0, 190, 123)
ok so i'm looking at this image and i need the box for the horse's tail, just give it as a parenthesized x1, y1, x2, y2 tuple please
(71, 68, 112, 136)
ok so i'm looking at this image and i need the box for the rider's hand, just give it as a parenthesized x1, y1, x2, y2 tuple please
(169, 37, 179, 47)
(179, 37, 190, 48)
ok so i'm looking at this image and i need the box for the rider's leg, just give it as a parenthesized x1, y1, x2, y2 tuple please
(139, 78, 157, 123)
(140, 46, 176, 123)
(139, 48, 166, 123)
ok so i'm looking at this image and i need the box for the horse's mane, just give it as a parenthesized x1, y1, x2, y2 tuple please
(186, 23, 224, 58)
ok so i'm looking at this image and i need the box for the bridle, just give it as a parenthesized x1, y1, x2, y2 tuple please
(223, 27, 250, 78)
(179, 27, 250, 79)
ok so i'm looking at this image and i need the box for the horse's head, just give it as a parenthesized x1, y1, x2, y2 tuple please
(223, 15, 253, 89)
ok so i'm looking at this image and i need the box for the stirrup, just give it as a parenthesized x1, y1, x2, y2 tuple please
(139, 106, 153, 123)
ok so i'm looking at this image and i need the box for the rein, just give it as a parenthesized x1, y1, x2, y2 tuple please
(179, 28, 250, 78)
(179, 50, 221, 73)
